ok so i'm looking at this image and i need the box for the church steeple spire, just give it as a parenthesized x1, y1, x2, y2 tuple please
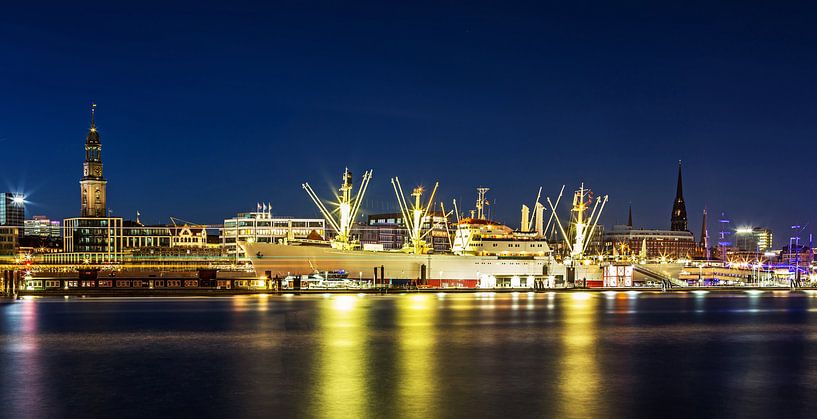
(700, 207, 709, 248)
(671, 160, 688, 231)
(627, 203, 633, 228)
(90, 101, 96, 131)
(675, 160, 683, 197)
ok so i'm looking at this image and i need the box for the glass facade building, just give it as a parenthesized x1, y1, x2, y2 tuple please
(0, 193, 25, 226)
(221, 211, 325, 258)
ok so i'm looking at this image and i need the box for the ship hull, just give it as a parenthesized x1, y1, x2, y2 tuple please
(242, 242, 548, 281)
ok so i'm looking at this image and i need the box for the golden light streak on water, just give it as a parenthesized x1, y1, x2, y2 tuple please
(557, 292, 601, 418)
(312, 295, 368, 418)
(396, 294, 438, 418)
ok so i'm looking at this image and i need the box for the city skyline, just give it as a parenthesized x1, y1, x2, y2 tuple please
(3, 103, 805, 248)
(2, 1, 815, 242)
(5, 4, 817, 418)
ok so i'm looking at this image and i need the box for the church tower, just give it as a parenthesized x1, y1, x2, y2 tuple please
(80, 102, 107, 217)
(670, 161, 688, 231)
(627, 203, 633, 228)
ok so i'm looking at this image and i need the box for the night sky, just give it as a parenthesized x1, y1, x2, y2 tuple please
(2, 1, 816, 246)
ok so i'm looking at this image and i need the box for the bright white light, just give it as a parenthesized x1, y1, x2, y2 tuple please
(332, 295, 357, 312)
(11, 195, 24, 205)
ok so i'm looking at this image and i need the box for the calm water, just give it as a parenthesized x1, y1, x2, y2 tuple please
(3, 291, 817, 418)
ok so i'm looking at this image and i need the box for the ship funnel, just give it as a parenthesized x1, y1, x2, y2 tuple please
(521, 205, 530, 232)
(535, 202, 545, 236)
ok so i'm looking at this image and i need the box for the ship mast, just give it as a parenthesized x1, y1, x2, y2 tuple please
(303, 168, 373, 250)
(547, 183, 608, 261)
(475, 187, 489, 220)
(391, 177, 439, 254)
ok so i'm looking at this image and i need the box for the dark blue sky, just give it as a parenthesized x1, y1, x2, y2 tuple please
(2, 1, 816, 245)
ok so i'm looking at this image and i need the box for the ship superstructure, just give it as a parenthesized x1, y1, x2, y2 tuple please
(452, 188, 549, 256)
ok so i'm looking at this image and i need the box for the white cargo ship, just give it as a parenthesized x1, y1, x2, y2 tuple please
(242, 169, 616, 288)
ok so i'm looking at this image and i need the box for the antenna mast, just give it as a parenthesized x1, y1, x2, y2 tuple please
(475, 187, 490, 220)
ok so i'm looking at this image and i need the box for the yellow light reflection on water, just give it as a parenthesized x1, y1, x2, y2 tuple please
(397, 294, 438, 417)
(332, 295, 358, 312)
(558, 292, 600, 417)
(313, 295, 367, 418)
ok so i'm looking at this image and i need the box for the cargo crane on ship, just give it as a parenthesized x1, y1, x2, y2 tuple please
(547, 183, 608, 262)
(391, 177, 439, 254)
(302, 168, 373, 250)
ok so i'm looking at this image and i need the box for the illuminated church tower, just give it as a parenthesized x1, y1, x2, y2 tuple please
(670, 161, 688, 231)
(80, 102, 107, 217)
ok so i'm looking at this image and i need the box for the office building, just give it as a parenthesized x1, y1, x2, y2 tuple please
(24, 216, 61, 239)
(734, 227, 773, 252)
(0, 193, 25, 226)
(221, 209, 325, 258)
(605, 225, 696, 260)
(362, 211, 452, 252)
(122, 221, 171, 249)
(0, 226, 19, 259)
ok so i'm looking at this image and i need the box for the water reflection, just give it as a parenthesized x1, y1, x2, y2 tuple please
(396, 294, 438, 418)
(2, 300, 48, 418)
(557, 293, 600, 417)
(312, 295, 368, 418)
(2, 292, 817, 418)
